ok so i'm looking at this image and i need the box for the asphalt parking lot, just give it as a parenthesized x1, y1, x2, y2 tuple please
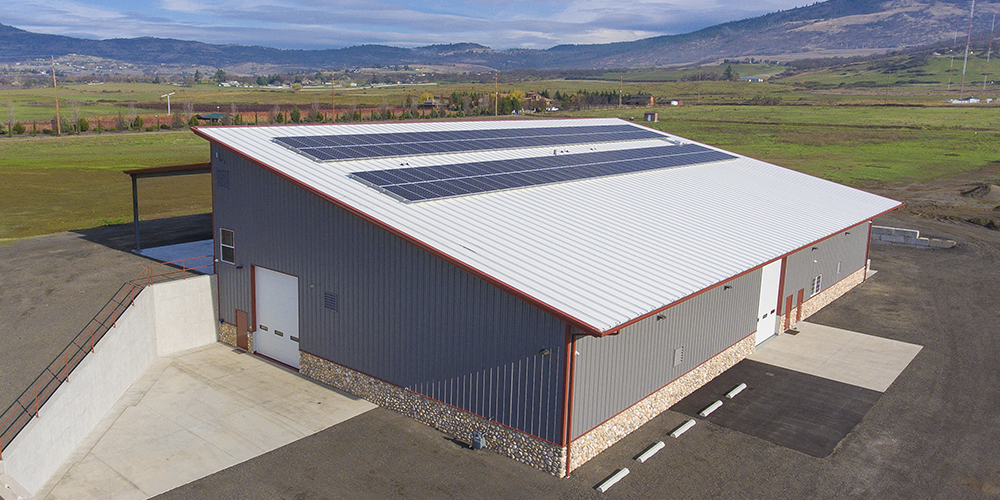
(5, 212, 1000, 499)
(152, 213, 1000, 500)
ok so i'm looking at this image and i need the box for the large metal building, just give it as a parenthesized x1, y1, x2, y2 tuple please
(193, 118, 901, 476)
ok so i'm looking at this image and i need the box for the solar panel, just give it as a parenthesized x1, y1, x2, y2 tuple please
(350, 144, 736, 202)
(273, 124, 666, 162)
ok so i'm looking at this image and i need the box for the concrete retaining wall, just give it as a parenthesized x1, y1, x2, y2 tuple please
(872, 226, 956, 248)
(2, 275, 218, 497)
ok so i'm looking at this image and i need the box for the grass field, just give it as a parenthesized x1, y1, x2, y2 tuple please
(4, 69, 1000, 240)
(0, 131, 210, 239)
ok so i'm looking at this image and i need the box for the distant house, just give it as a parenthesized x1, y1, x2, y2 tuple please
(644, 112, 658, 122)
(948, 97, 981, 104)
(195, 113, 226, 123)
(418, 98, 445, 109)
(739, 77, 765, 83)
(524, 92, 553, 111)
(624, 94, 656, 107)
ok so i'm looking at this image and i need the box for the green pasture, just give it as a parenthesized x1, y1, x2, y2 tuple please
(4, 78, 1000, 239)
(0, 131, 210, 239)
(588, 105, 1000, 184)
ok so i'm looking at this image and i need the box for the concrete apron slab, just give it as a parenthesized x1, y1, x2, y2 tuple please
(37, 343, 376, 500)
(138, 240, 213, 274)
(749, 321, 922, 393)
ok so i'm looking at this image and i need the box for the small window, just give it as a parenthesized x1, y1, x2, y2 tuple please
(810, 274, 822, 296)
(220, 228, 235, 264)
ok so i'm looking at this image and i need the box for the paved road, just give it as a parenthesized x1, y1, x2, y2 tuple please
(155, 213, 1000, 499)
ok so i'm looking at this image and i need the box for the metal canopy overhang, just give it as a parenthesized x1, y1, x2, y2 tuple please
(123, 163, 211, 252)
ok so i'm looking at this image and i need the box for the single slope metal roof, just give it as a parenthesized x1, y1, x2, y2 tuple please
(194, 118, 902, 335)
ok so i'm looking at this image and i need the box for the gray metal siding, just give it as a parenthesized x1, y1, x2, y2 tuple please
(212, 145, 566, 443)
(783, 221, 870, 300)
(570, 268, 761, 439)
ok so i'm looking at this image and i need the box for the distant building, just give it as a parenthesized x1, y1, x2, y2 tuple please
(644, 111, 658, 122)
(624, 94, 656, 107)
(739, 76, 765, 82)
(194, 113, 225, 123)
(524, 92, 553, 110)
(418, 98, 445, 109)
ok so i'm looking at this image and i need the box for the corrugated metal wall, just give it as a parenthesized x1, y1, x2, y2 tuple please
(570, 268, 761, 439)
(212, 146, 567, 443)
(782, 221, 870, 300)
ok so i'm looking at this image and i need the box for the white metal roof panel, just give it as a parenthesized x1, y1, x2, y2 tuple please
(195, 118, 902, 334)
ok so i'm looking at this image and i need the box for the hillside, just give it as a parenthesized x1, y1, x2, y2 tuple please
(0, 0, 990, 70)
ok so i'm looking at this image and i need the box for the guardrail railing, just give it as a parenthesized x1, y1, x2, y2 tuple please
(0, 255, 213, 458)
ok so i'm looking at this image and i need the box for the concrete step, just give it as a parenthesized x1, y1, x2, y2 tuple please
(0, 461, 35, 500)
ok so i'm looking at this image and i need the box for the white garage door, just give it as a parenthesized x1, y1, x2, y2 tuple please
(254, 266, 300, 368)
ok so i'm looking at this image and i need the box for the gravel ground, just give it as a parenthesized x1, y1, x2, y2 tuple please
(153, 212, 1000, 500)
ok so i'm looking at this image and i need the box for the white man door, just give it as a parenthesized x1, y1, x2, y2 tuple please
(755, 260, 782, 345)
(254, 266, 300, 368)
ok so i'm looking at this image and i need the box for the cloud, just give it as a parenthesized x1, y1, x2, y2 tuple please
(3, 0, 819, 50)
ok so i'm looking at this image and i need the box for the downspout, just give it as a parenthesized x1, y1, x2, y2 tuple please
(561, 323, 579, 477)
(864, 220, 873, 282)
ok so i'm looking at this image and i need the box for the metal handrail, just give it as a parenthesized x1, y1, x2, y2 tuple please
(0, 255, 213, 458)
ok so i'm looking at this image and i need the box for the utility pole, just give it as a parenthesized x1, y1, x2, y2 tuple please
(986, 10, 996, 90)
(494, 73, 498, 116)
(960, 0, 977, 100)
(619, 75, 623, 108)
(51, 57, 61, 136)
(331, 70, 336, 121)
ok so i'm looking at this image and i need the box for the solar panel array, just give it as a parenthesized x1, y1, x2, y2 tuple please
(350, 144, 736, 202)
(273, 124, 664, 161)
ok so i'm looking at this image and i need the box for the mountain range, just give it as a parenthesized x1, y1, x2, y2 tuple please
(0, 0, 989, 71)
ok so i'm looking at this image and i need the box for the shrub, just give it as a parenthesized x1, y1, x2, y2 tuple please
(77, 118, 90, 132)
(188, 116, 199, 127)
(132, 116, 144, 130)
(12, 122, 26, 135)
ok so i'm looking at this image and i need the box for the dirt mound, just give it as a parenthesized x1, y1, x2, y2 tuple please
(961, 184, 1000, 201)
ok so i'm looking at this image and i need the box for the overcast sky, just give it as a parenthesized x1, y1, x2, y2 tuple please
(5, 0, 816, 50)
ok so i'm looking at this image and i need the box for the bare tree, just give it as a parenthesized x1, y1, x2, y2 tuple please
(6, 100, 13, 138)
(71, 102, 80, 133)
(310, 98, 320, 122)
(127, 102, 137, 130)
(183, 100, 194, 119)
(380, 97, 388, 120)
(270, 103, 279, 124)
